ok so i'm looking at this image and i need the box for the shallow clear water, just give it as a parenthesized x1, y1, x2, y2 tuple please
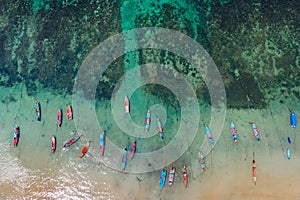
(0, 0, 299, 199)
(0, 85, 192, 199)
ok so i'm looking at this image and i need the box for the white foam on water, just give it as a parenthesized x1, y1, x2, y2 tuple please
(0, 142, 29, 182)
(0, 139, 115, 199)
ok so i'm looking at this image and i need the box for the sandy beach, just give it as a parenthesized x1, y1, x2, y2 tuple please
(0, 84, 299, 199)
(0, 0, 299, 199)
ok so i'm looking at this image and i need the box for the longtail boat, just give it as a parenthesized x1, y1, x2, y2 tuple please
(287, 148, 291, 159)
(159, 169, 167, 188)
(157, 118, 164, 139)
(129, 141, 136, 159)
(168, 166, 176, 186)
(66, 105, 73, 120)
(121, 147, 127, 172)
(124, 96, 130, 113)
(57, 108, 62, 127)
(78, 141, 90, 159)
(230, 121, 238, 142)
(252, 160, 257, 185)
(183, 165, 188, 188)
(290, 111, 297, 128)
(35, 101, 41, 121)
(204, 124, 214, 146)
(52, 136, 56, 153)
(145, 110, 151, 131)
(63, 134, 81, 148)
(13, 126, 20, 147)
(250, 122, 261, 141)
(99, 132, 105, 157)
(199, 151, 206, 171)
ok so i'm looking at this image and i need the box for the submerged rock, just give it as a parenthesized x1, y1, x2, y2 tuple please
(0, 0, 298, 108)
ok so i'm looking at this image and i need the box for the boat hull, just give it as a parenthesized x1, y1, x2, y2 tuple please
(168, 167, 176, 186)
(100, 146, 104, 157)
(52, 136, 56, 153)
(13, 127, 20, 147)
(13, 137, 19, 147)
(35, 102, 41, 121)
(157, 119, 164, 139)
(230, 122, 238, 142)
(183, 168, 188, 188)
(287, 148, 291, 159)
(57, 109, 62, 127)
(205, 125, 214, 146)
(121, 149, 127, 172)
(63, 135, 81, 148)
(79, 144, 89, 159)
(124, 97, 130, 113)
(145, 111, 151, 131)
(100, 132, 105, 157)
(290, 112, 297, 128)
(66, 105, 73, 120)
(159, 170, 167, 188)
(130, 147, 136, 159)
(199, 152, 206, 171)
(251, 122, 261, 141)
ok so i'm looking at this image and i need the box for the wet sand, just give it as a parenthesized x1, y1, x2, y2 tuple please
(136, 103, 300, 199)
(0, 85, 300, 199)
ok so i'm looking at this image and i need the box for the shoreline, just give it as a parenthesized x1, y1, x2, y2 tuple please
(0, 85, 299, 199)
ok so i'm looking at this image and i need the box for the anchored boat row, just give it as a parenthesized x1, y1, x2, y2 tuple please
(159, 166, 188, 188)
(12, 98, 298, 187)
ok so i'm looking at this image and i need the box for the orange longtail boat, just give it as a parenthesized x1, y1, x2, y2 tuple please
(66, 105, 73, 120)
(79, 141, 90, 159)
(57, 108, 62, 127)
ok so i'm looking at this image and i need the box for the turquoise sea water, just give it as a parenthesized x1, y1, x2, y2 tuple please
(0, 0, 299, 199)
